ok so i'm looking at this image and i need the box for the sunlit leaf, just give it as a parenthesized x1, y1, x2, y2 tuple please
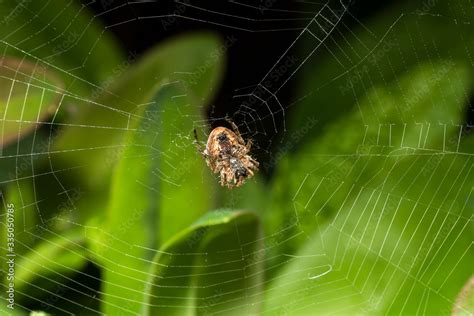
(97, 82, 217, 315)
(266, 62, 471, 270)
(264, 149, 473, 314)
(143, 210, 263, 316)
(54, 32, 224, 187)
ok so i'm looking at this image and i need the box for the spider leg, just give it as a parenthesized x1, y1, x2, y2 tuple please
(225, 117, 256, 152)
(246, 168, 255, 177)
(249, 156, 259, 170)
(193, 129, 207, 157)
(225, 117, 246, 145)
(246, 138, 253, 151)
(220, 169, 227, 187)
(193, 128, 200, 142)
(233, 144, 248, 156)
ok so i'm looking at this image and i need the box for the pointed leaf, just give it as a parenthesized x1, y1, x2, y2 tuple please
(143, 210, 263, 316)
(54, 33, 224, 187)
(265, 150, 473, 314)
(97, 82, 216, 315)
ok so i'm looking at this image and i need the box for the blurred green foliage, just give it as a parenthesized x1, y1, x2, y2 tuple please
(0, 0, 123, 93)
(95, 81, 219, 315)
(0, 0, 473, 315)
(290, 0, 473, 149)
(144, 210, 262, 316)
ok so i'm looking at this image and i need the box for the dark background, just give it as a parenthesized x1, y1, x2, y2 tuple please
(81, 0, 398, 122)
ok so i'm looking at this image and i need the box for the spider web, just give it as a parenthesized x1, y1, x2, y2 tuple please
(0, 0, 473, 315)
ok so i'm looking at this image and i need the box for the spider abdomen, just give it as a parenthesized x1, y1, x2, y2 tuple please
(195, 123, 259, 189)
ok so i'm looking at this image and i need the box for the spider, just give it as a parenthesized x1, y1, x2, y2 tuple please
(194, 120, 259, 189)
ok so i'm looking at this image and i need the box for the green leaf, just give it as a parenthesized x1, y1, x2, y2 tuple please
(0, 0, 124, 92)
(264, 151, 473, 314)
(54, 32, 224, 187)
(0, 57, 64, 149)
(0, 179, 38, 261)
(266, 61, 472, 270)
(143, 210, 263, 316)
(290, 0, 473, 147)
(96, 82, 216, 315)
(1, 180, 89, 314)
(0, 304, 23, 316)
(14, 228, 88, 293)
